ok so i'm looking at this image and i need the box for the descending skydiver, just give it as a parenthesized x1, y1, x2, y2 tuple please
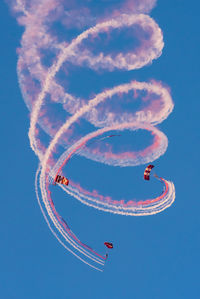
(104, 242, 113, 260)
(53, 174, 69, 186)
(144, 165, 168, 201)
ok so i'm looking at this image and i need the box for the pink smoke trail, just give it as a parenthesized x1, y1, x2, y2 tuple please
(8, 0, 175, 270)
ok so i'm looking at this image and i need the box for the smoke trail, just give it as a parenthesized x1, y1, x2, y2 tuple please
(8, 0, 175, 270)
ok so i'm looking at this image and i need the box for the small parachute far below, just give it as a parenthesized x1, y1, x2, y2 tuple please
(144, 164, 154, 180)
(53, 175, 69, 186)
(104, 242, 113, 249)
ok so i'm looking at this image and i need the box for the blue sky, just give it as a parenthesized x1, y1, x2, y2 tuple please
(1, 1, 200, 298)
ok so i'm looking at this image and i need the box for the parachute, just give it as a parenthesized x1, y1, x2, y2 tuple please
(54, 175, 69, 186)
(104, 242, 113, 249)
(144, 165, 154, 180)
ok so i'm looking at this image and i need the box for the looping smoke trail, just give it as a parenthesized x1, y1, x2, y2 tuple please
(10, 0, 175, 270)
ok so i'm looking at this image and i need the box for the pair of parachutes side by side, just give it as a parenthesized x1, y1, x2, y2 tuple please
(53, 165, 156, 185)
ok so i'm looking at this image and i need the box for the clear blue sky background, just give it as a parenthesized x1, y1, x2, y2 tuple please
(1, 1, 200, 298)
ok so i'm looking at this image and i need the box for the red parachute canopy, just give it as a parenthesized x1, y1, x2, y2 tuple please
(54, 175, 69, 186)
(144, 165, 154, 180)
(104, 242, 113, 249)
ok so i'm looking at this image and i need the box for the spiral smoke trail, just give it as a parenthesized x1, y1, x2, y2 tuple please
(9, 0, 175, 270)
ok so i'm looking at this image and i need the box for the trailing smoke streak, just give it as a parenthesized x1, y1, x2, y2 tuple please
(49, 126, 174, 215)
(27, 13, 164, 156)
(10, 0, 175, 269)
(35, 167, 104, 271)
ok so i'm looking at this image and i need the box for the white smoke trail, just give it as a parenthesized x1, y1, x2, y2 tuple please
(9, 0, 175, 269)
(28, 13, 165, 158)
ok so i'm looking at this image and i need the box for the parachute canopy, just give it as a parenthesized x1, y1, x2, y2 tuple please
(54, 175, 69, 186)
(104, 242, 113, 249)
(144, 165, 154, 180)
